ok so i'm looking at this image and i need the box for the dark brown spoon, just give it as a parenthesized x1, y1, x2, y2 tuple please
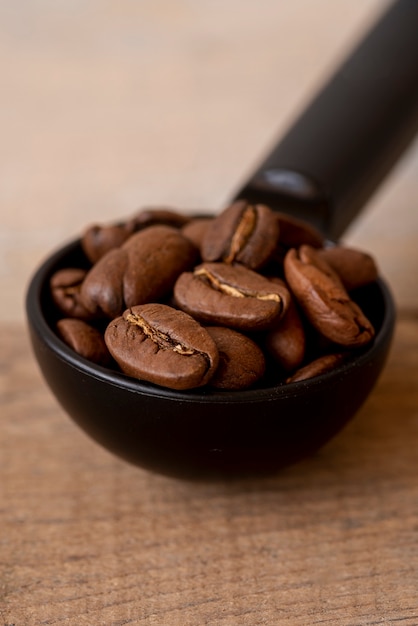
(26, 0, 418, 480)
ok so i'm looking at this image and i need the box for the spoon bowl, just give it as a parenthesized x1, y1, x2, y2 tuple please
(26, 237, 395, 480)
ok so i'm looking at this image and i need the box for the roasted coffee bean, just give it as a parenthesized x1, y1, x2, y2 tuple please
(80, 248, 129, 318)
(286, 352, 347, 383)
(206, 326, 266, 389)
(317, 245, 378, 291)
(174, 262, 290, 331)
(81, 208, 190, 264)
(275, 212, 324, 250)
(50, 268, 94, 320)
(284, 245, 375, 347)
(81, 225, 197, 318)
(121, 225, 197, 307)
(56, 318, 111, 366)
(264, 292, 306, 372)
(181, 217, 213, 250)
(105, 304, 219, 390)
(201, 201, 280, 270)
(82, 221, 136, 264)
(131, 207, 191, 230)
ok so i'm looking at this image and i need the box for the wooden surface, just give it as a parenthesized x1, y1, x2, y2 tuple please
(1, 1, 418, 623)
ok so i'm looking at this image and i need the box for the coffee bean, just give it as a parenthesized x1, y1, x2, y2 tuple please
(80, 225, 197, 318)
(201, 200, 280, 270)
(81, 208, 190, 264)
(174, 262, 290, 331)
(80, 248, 129, 318)
(264, 292, 306, 372)
(105, 303, 219, 390)
(181, 217, 213, 250)
(286, 352, 347, 383)
(206, 326, 266, 389)
(82, 222, 135, 264)
(56, 318, 111, 366)
(50, 268, 94, 320)
(275, 212, 324, 249)
(131, 207, 191, 230)
(284, 245, 375, 347)
(122, 225, 197, 307)
(317, 245, 378, 291)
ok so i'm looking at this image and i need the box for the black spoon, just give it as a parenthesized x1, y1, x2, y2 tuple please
(26, 0, 418, 480)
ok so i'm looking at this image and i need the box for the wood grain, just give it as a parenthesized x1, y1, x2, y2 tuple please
(1, 319, 418, 624)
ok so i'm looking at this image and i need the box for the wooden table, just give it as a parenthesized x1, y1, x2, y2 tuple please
(2, 1, 418, 623)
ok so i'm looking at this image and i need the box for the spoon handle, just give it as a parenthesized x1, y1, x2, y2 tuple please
(234, 0, 418, 239)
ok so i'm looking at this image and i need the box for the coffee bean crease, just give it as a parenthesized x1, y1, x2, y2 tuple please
(194, 267, 281, 303)
(224, 205, 257, 263)
(125, 311, 197, 356)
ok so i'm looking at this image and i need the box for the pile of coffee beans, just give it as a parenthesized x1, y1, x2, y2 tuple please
(50, 202, 378, 391)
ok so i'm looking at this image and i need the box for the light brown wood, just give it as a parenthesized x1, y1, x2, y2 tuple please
(2, 1, 418, 623)
(1, 319, 418, 624)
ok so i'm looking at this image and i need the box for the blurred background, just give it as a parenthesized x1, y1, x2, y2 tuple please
(1, 0, 417, 323)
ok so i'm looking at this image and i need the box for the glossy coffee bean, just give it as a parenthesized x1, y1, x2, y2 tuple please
(80, 225, 197, 318)
(206, 326, 266, 390)
(56, 318, 111, 366)
(105, 303, 219, 390)
(284, 245, 375, 347)
(174, 262, 290, 331)
(201, 201, 280, 270)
